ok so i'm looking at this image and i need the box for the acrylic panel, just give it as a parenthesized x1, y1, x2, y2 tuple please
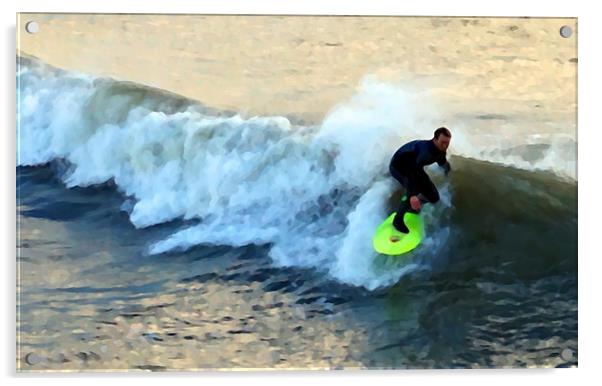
(16, 14, 577, 371)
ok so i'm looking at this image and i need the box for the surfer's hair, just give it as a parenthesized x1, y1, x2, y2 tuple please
(434, 127, 451, 139)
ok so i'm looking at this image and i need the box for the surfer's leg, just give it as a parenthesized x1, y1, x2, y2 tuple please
(390, 169, 417, 233)
(389, 163, 410, 188)
(390, 162, 422, 233)
(393, 203, 411, 233)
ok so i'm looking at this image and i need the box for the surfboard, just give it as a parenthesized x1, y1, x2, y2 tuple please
(372, 209, 424, 256)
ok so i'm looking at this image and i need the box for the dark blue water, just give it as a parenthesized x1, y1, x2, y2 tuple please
(17, 159, 577, 370)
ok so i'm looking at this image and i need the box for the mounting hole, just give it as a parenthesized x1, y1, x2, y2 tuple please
(559, 25, 572, 38)
(25, 21, 39, 34)
(561, 348, 574, 361)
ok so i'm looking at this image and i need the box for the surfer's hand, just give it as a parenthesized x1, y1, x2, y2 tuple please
(410, 196, 421, 211)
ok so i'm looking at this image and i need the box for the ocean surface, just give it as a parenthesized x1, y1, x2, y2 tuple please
(17, 56, 577, 370)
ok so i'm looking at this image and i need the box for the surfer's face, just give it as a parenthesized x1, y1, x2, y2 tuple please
(434, 135, 451, 152)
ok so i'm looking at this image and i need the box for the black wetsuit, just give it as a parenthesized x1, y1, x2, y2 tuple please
(389, 139, 451, 232)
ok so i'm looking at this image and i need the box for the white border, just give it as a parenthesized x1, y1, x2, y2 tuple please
(3, 0, 599, 385)
(5, 0, 584, 17)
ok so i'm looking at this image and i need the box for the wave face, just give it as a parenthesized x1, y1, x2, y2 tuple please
(17, 56, 577, 289)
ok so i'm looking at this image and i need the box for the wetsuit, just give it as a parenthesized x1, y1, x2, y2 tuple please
(389, 139, 451, 232)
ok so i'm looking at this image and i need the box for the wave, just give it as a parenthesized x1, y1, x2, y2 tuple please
(17, 55, 577, 289)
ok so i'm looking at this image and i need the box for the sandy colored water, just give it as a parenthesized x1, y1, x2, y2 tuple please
(18, 14, 576, 133)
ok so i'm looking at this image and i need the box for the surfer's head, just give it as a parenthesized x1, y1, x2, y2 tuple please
(433, 127, 451, 152)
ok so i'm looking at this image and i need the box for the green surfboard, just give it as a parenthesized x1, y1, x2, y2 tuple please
(372, 208, 424, 256)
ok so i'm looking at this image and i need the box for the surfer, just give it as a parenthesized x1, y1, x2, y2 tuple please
(389, 127, 452, 233)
